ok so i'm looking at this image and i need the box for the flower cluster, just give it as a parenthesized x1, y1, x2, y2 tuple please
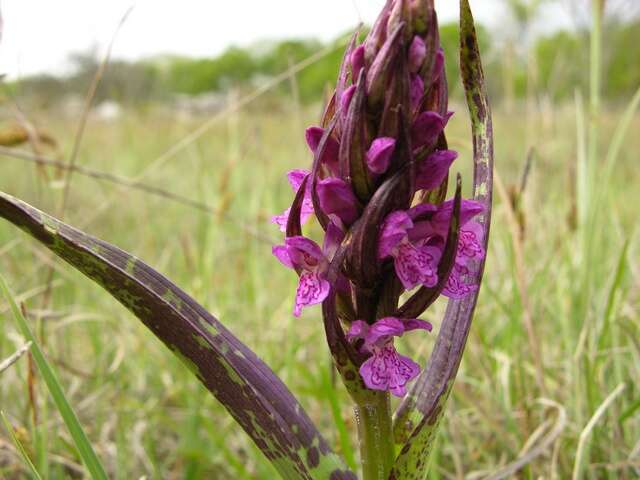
(273, 0, 485, 397)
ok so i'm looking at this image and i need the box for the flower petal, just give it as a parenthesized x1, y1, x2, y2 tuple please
(364, 317, 405, 347)
(402, 318, 433, 333)
(305, 126, 340, 175)
(294, 271, 330, 317)
(285, 236, 325, 271)
(317, 177, 360, 225)
(359, 345, 421, 397)
(366, 137, 396, 175)
(442, 264, 478, 299)
(378, 211, 413, 259)
(347, 320, 369, 341)
(287, 169, 310, 192)
(415, 150, 458, 191)
(411, 111, 453, 151)
(432, 198, 484, 232)
(409, 36, 427, 73)
(272, 244, 293, 269)
(393, 242, 440, 290)
(457, 221, 485, 262)
(272, 208, 291, 233)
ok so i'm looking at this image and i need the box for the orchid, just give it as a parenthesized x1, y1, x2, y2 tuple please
(347, 317, 432, 397)
(268, 0, 493, 477)
(0, 1, 492, 479)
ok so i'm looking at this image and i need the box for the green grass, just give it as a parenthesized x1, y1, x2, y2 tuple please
(0, 97, 638, 478)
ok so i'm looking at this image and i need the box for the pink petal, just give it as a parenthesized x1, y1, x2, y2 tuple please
(378, 211, 413, 259)
(305, 126, 340, 175)
(393, 242, 440, 290)
(272, 245, 293, 269)
(347, 320, 369, 341)
(272, 208, 291, 233)
(415, 150, 458, 191)
(294, 271, 330, 317)
(409, 36, 427, 73)
(442, 264, 478, 299)
(402, 319, 433, 333)
(286, 236, 325, 271)
(364, 317, 405, 347)
(457, 221, 485, 262)
(359, 345, 421, 398)
(317, 177, 359, 225)
(322, 220, 346, 260)
(287, 169, 310, 192)
(366, 137, 396, 175)
(432, 199, 484, 232)
(411, 111, 453, 150)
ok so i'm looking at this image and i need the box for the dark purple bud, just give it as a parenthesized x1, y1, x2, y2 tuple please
(366, 23, 405, 108)
(365, 0, 392, 65)
(388, 0, 412, 42)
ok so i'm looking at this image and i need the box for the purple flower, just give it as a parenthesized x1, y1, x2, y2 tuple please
(305, 127, 340, 175)
(272, 170, 314, 232)
(411, 111, 454, 151)
(406, 200, 486, 298)
(347, 317, 432, 397)
(378, 211, 441, 290)
(415, 149, 458, 191)
(408, 36, 427, 73)
(273, 236, 331, 317)
(317, 177, 360, 226)
(366, 137, 396, 175)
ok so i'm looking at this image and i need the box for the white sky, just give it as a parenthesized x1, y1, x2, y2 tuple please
(0, 1, 572, 79)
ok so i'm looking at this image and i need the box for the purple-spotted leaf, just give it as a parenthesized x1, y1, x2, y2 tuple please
(0, 192, 355, 480)
(390, 0, 494, 477)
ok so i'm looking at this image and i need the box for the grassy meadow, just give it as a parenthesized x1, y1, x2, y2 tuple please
(0, 88, 638, 479)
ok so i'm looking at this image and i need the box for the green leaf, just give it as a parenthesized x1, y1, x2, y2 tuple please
(0, 275, 108, 480)
(0, 192, 355, 480)
(1, 410, 44, 480)
(390, 1, 494, 478)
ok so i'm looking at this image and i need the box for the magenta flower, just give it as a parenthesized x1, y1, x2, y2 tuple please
(406, 200, 486, 298)
(273, 236, 331, 317)
(270, 0, 492, 410)
(272, 170, 314, 232)
(367, 137, 396, 175)
(347, 317, 432, 397)
(378, 211, 442, 290)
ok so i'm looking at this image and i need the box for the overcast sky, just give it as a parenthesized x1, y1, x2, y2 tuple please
(0, 0, 572, 79)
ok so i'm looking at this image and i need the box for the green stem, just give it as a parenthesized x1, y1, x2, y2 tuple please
(355, 391, 395, 480)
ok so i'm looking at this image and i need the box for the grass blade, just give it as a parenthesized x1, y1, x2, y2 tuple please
(0, 275, 108, 480)
(1, 411, 43, 480)
(0, 192, 353, 480)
